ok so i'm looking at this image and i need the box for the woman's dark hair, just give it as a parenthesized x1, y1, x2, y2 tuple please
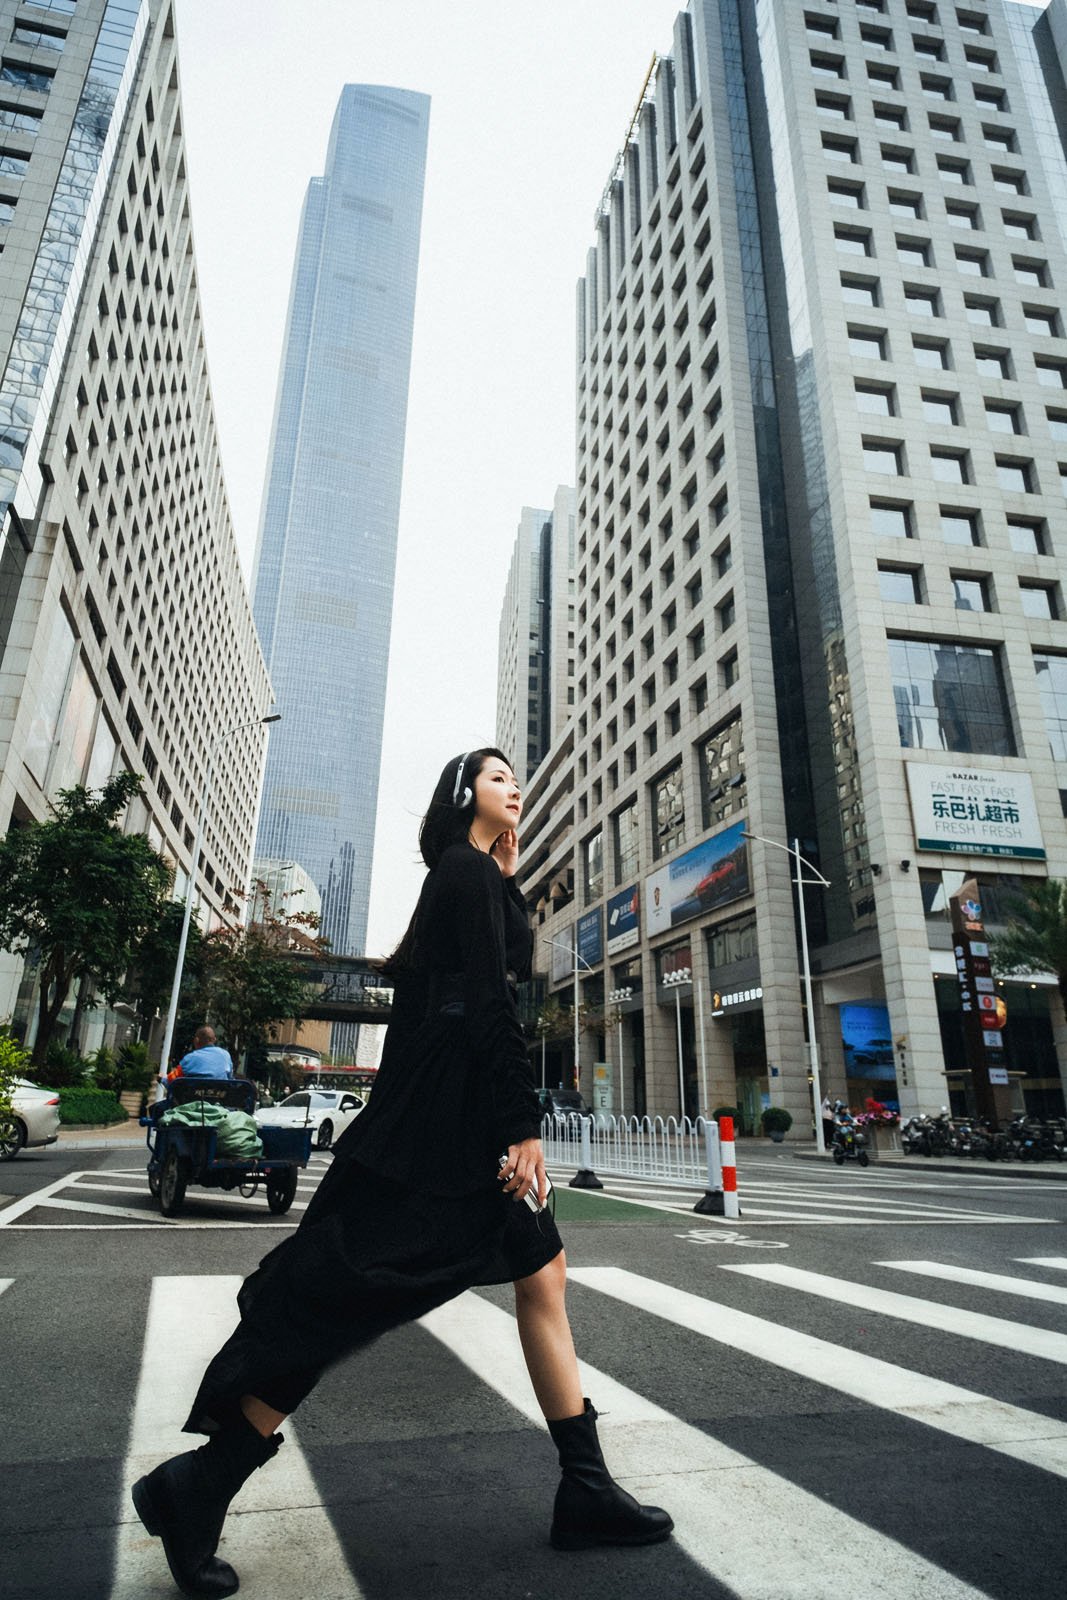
(382, 748, 513, 973)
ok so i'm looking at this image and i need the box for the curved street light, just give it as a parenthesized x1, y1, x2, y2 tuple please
(741, 830, 831, 1153)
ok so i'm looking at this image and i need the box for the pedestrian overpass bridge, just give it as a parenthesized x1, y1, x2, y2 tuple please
(290, 953, 395, 1024)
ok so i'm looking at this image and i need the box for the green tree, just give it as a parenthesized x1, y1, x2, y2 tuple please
(195, 882, 327, 1065)
(0, 773, 170, 1065)
(990, 878, 1067, 1009)
(124, 897, 207, 1043)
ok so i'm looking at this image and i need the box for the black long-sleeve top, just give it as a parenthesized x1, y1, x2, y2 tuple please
(335, 843, 542, 1195)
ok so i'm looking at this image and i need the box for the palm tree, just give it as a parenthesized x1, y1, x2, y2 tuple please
(990, 879, 1067, 1010)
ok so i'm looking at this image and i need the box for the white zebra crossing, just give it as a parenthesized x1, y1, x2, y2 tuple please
(720, 1262, 1067, 1365)
(2, 1254, 1065, 1596)
(421, 1292, 989, 1599)
(110, 1275, 364, 1600)
(568, 1266, 1067, 1479)
(879, 1259, 1067, 1305)
(0, 1160, 332, 1229)
(565, 1169, 1058, 1227)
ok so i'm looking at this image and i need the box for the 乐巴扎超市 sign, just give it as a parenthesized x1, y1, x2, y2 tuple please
(905, 763, 1045, 860)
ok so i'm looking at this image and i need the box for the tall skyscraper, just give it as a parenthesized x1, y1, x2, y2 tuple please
(0, 0, 271, 1041)
(496, 486, 575, 787)
(251, 86, 430, 959)
(513, 0, 1067, 1127)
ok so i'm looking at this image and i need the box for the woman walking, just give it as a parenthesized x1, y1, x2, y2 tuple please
(133, 748, 672, 1596)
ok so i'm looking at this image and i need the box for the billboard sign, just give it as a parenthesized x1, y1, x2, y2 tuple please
(550, 928, 573, 983)
(644, 820, 749, 936)
(905, 763, 1045, 860)
(577, 907, 603, 968)
(606, 884, 640, 953)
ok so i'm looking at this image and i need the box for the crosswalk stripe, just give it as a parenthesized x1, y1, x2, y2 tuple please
(111, 1275, 362, 1600)
(0, 1279, 11, 1297)
(0, 1171, 82, 1225)
(569, 1266, 1067, 1480)
(420, 1291, 989, 1599)
(1017, 1257, 1067, 1272)
(721, 1263, 1067, 1365)
(879, 1260, 1067, 1306)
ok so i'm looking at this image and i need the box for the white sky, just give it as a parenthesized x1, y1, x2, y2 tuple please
(172, 0, 1043, 956)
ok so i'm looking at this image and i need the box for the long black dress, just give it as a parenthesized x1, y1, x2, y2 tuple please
(184, 843, 562, 1434)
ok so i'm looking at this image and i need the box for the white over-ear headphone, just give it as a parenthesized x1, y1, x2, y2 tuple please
(452, 752, 472, 809)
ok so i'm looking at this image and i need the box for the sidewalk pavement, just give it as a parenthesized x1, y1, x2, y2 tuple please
(791, 1147, 1067, 1181)
(56, 1119, 144, 1150)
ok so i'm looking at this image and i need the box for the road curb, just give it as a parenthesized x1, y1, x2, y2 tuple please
(791, 1149, 1067, 1182)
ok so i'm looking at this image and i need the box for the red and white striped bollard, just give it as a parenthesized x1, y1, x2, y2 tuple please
(719, 1114, 740, 1220)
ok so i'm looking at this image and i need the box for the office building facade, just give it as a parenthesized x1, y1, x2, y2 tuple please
(496, 485, 575, 787)
(251, 85, 430, 961)
(0, 0, 271, 1040)
(516, 0, 1067, 1129)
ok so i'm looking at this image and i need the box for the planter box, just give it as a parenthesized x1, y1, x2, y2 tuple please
(867, 1124, 902, 1159)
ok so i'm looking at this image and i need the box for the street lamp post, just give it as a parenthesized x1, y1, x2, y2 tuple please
(606, 985, 633, 1117)
(741, 830, 831, 1154)
(155, 712, 280, 1095)
(662, 966, 692, 1119)
(542, 935, 595, 1096)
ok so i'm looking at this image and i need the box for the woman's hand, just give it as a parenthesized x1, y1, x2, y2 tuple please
(498, 1136, 546, 1205)
(491, 827, 519, 879)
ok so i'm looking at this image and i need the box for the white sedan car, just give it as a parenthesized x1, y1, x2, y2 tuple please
(0, 1077, 61, 1161)
(254, 1088, 364, 1151)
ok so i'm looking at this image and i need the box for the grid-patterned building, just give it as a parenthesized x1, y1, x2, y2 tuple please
(515, 0, 1067, 1129)
(496, 485, 575, 787)
(0, 0, 271, 1042)
(251, 86, 430, 962)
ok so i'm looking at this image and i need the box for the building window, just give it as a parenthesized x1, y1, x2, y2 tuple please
(1035, 359, 1067, 389)
(913, 337, 949, 368)
(613, 799, 640, 883)
(888, 638, 1014, 755)
(1007, 516, 1046, 555)
(870, 499, 912, 538)
(985, 402, 1021, 434)
(951, 574, 990, 612)
(699, 715, 745, 829)
(863, 439, 903, 474)
(856, 380, 895, 414)
(1020, 583, 1058, 619)
(721, 649, 739, 689)
(995, 457, 1033, 493)
(930, 448, 969, 483)
(940, 508, 980, 546)
(707, 912, 758, 969)
(922, 390, 957, 425)
(652, 763, 685, 858)
(945, 201, 979, 229)
(1034, 654, 1067, 760)
(878, 566, 920, 603)
(975, 347, 1009, 378)
(896, 236, 930, 267)
(584, 829, 604, 904)
(849, 327, 886, 359)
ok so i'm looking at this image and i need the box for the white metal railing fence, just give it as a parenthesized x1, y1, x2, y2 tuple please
(541, 1112, 716, 1187)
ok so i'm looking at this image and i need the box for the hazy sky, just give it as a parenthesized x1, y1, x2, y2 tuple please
(172, 0, 1041, 955)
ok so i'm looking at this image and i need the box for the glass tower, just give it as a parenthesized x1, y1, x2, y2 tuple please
(251, 85, 430, 957)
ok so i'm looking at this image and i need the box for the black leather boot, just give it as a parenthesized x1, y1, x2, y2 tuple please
(547, 1399, 673, 1551)
(132, 1417, 283, 1597)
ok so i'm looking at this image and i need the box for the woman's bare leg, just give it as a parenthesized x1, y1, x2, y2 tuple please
(241, 1395, 287, 1437)
(513, 1250, 584, 1421)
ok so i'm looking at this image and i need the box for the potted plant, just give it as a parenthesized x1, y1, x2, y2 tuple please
(761, 1105, 793, 1143)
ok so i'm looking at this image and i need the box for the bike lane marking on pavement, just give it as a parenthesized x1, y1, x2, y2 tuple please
(110, 1275, 364, 1600)
(721, 1263, 1067, 1365)
(568, 1266, 1067, 1480)
(878, 1260, 1067, 1306)
(420, 1290, 990, 1600)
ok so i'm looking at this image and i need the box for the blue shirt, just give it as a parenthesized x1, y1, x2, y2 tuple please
(178, 1044, 234, 1079)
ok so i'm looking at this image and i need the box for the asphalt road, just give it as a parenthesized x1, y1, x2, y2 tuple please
(2, 1141, 1066, 1600)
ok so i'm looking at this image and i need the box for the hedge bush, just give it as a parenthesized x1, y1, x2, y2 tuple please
(57, 1086, 128, 1125)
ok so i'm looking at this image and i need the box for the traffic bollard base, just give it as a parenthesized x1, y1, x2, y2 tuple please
(693, 1190, 725, 1214)
(569, 1169, 605, 1190)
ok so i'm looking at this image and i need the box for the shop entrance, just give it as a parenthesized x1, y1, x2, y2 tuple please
(732, 1008, 767, 1135)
